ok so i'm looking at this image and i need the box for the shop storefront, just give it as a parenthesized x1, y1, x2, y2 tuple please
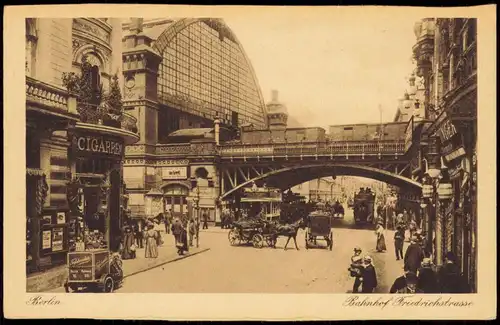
(431, 109, 476, 291)
(25, 114, 78, 277)
(67, 131, 127, 253)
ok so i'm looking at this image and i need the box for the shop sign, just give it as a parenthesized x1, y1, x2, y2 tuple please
(444, 146, 466, 162)
(448, 164, 462, 179)
(69, 254, 93, 268)
(162, 167, 188, 180)
(75, 135, 123, 157)
(436, 119, 458, 143)
(42, 230, 51, 249)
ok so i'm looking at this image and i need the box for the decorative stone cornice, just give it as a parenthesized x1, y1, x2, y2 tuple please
(123, 98, 160, 109)
(122, 48, 162, 74)
(124, 158, 190, 166)
(72, 18, 112, 53)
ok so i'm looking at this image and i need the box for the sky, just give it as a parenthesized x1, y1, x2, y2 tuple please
(224, 10, 418, 130)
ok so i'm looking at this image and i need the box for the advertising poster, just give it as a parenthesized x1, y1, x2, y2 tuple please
(42, 215, 52, 225)
(52, 228, 64, 252)
(42, 230, 51, 250)
(56, 212, 66, 224)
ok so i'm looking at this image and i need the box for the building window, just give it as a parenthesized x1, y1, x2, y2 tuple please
(90, 65, 101, 105)
(466, 20, 476, 48)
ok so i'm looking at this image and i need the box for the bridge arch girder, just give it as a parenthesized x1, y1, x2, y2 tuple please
(220, 163, 422, 200)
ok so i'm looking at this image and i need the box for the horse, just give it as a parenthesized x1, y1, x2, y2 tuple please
(273, 218, 307, 250)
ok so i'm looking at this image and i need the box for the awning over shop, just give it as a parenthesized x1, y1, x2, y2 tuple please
(168, 128, 214, 138)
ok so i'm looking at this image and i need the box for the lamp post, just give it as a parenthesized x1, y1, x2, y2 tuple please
(422, 155, 452, 267)
(193, 186, 200, 248)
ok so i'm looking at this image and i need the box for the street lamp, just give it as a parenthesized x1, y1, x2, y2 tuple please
(423, 155, 451, 266)
(193, 186, 200, 248)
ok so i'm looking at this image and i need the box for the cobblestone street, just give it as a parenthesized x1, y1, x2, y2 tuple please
(115, 209, 407, 293)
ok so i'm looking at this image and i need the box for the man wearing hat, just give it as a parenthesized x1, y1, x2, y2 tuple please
(361, 256, 378, 293)
(394, 224, 405, 260)
(438, 251, 469, 293)
(404, 234, 424, 273)
(390, 269, 423, 293)
(417, 258, 438, 293)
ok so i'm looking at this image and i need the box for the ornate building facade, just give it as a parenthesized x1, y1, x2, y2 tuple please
(412, 18, 477, 292)
(26, 18, 139, 292)
(122, 18, 268, 224)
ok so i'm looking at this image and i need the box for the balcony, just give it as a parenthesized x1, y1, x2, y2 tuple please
(75, 104, 140, 145)
(27, 77, 139, 144)
(26, 76, 78, 119)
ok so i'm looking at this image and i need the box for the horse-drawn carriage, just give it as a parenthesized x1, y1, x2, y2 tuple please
(305, 210, 333, 250)
(228, 218, 277, 248)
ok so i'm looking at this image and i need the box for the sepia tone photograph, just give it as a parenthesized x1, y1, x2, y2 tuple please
(4, 4, 497, 321)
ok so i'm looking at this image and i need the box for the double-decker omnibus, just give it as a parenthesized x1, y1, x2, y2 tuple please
(353, 187, 376, 225)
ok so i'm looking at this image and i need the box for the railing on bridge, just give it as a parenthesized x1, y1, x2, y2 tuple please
(156, 143, 192, 155)
(218, 140, 405, 158)
(125, 140, 405, 158)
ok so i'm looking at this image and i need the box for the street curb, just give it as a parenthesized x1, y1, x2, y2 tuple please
(123, 248, 211, 279)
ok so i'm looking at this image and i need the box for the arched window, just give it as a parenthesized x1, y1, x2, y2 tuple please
(25, 19, 38, 77)
(90, 65, 101, 105)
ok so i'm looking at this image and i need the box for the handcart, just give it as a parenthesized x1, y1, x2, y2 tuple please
(64, 249, 123, 293)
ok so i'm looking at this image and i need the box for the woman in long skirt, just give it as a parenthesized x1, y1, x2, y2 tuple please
(375, 223, 387, 252)
(144, 224, 159, 258)
(121, 226, 136, 260)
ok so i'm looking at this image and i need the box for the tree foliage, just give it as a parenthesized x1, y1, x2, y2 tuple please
(62, 55, 123, 124)
(106, 74, 123, 115)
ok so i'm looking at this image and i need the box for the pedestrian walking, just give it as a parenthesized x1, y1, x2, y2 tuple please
(202, 212, 209, 229)
(121, 226, 136, 260)
(144, 223, 159, 258)
(188, 218, 197, 247)
(402, 209, 409, 224)
(438, 251, 469, 293)
(221, 209, 226, 229)
(153, 219, 163, 246)
(404, 234, 424, 273)
(172, 217, 189, 255)
(348, 247, 364, 293)
(409, 219, 417, 239)
(375, 222, 387, 252)
(361, 256, 377, 293)
(417, 258, 439, 293)
(394, 225, 405, 260)
(164, 210, 172, 234)
(134, 219, 144, 249)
